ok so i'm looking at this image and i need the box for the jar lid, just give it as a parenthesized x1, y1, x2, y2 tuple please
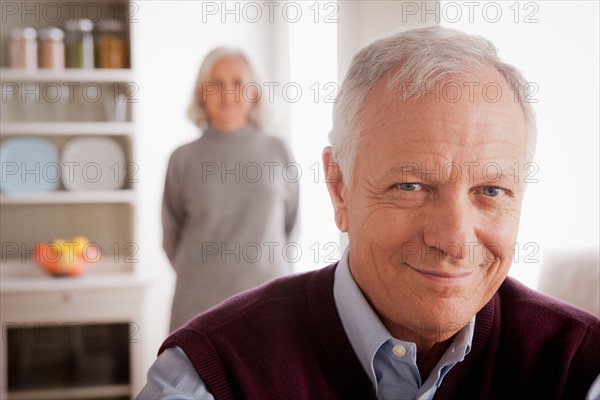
(10, 27, 37, 40)
(65, 19, 94, 32)
(97, 19, 123, 32)
(38, 28, 65, 41)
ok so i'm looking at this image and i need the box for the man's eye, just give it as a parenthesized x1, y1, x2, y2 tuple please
(482, 186, 504, 197)
(396, 183, 422, 191)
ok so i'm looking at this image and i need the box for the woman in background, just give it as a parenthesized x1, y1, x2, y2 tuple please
(162, 48, 299, 332)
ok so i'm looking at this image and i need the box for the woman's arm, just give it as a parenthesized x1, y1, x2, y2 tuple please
(162, 153, 185, 267)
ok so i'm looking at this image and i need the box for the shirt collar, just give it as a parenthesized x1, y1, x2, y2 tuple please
(333, 247, 390, 386)
(333, 246, 475, 390)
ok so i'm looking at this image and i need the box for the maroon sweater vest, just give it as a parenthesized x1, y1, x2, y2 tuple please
(160, 264, 600, 399)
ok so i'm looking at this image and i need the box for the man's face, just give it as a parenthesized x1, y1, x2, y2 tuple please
(325, 66, 530, 345)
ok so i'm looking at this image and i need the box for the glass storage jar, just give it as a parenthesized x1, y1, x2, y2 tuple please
(38, 28, 65, 70)
(64, 19, 94, 69)
(9, 27, 37, 70)
(96, 20, 127, 69)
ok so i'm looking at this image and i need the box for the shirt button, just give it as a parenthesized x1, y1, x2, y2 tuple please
(392, 344, 407, 357)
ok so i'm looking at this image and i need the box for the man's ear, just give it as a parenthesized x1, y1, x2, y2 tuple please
(322, 146, 349, 232)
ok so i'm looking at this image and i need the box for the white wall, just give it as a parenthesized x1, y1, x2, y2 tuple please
(337, 1, 439, 75)
(285, 3, 338, 271)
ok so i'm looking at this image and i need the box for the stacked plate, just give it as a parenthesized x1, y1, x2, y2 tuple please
(0, 137, 125, 193)
(0, 137, 60, 193)
(61, 137, 126, 191)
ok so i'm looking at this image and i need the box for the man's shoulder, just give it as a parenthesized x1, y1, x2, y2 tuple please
(471, 277, 600, 397)
(179, 264, 337, 334)
(498, 276, 599, 328)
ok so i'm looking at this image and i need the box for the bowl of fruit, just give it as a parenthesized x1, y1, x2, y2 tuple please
(35, 236, 92, 277)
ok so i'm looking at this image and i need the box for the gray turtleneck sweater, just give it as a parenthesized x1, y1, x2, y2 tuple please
(162, 124, 299, 331)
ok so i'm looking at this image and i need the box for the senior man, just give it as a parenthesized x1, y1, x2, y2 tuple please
(138, 26, 600, 399)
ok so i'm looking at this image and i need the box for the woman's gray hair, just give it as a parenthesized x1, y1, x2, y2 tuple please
(329, 25, 537, 187)
(187, 47, 269, 130)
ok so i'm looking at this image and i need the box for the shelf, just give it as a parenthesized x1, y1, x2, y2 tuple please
(0, 258, 144, 293)
(0, 68, 134, 83)
(0, 190, 136, 205)
(0, 122, 134, 136)
(6, 384, 130, 400)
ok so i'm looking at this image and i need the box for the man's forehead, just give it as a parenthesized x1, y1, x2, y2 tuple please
(357, 97, 528, 180)
(359, 121, 528, 168)
(361, 103, 526, 147)
(361, 69, 528, 140)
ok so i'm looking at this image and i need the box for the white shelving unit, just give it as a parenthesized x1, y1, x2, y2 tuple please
(0, 68, 135, 82)
(0, 1, 147, 398)
(0, 122, 135, 135)
(0, 190, 136, 205)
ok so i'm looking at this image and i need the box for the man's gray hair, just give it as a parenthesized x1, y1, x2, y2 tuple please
(329, 26, 537, 186)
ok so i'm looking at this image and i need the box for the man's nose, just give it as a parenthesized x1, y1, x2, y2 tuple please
(422, 194, 477, 261)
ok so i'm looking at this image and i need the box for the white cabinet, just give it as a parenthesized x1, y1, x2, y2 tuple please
(1, 262, 146, 399)
(1, 1, 146, 398)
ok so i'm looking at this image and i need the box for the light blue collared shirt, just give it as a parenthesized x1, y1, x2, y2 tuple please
(137, 248, 600, 400)
(333, 247, 474, 400)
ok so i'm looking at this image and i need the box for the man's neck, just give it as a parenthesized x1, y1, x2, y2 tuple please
(384, 321, 458, 381)
(416, 336, 454, 381)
